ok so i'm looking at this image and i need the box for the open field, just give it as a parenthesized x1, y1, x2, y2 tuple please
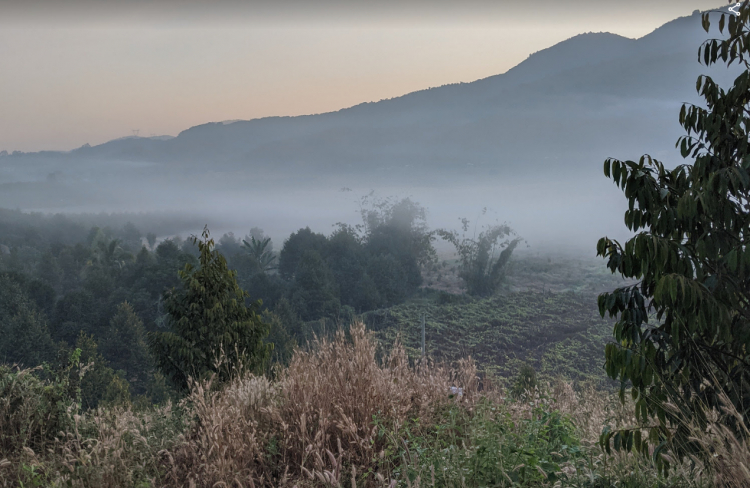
(362, 251, 629, 386)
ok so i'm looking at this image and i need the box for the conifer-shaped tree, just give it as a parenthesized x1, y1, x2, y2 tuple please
(99, 301, 152, 392)
(150, 228, 271, 391)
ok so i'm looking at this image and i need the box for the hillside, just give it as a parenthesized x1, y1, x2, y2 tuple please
(0, 10, 738, 249)
(2, 12, 735, 184)
(361, 252, 627, 385)
(364, 291, 613, 385)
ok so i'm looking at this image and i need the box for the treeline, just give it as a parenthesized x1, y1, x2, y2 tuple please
(0, 197, 466, 408)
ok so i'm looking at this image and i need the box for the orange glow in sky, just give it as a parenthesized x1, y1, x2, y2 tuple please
(0, 1, 726, 151)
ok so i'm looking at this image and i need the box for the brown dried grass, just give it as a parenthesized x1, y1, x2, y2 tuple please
(0, 402, 182, 488)
(685, 388, 750, 488)
(54, 404, 180, 487)
(162, 322, 477, 488)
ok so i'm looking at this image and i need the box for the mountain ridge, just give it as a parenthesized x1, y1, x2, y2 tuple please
(3, 11, 712, 160)
(0, 8, 740, 248)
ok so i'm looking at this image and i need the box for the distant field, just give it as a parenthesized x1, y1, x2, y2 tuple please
(363, 291, 613, 387)
(362, 251, 629, 387)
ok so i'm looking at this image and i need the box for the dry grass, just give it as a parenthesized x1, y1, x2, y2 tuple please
(0, 402, 183, 488)
(54, 404, 181, 487)
(684, 389, 750, 488)
(0, 365, 74, 456)
(5, 322, 749, 488)
(162, 322, 476, 487)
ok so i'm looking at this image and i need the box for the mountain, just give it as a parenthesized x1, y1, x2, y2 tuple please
(0, 10, 740, 246)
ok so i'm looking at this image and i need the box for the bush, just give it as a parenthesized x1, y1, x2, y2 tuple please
(161, 323, 471, 487)
(0, 350, 81, 457)
(438, 217, 520, 297)
(511, 362, 538, 398)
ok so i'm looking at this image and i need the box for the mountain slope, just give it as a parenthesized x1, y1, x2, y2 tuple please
(0, 10, 739, 247)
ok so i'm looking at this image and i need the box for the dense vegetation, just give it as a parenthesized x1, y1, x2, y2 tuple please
(0, 195, 456, 405)
(4, 4, 750, 488)
(597, 5, 750, 471)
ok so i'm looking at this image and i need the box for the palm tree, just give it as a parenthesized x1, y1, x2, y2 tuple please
(242, 236, 277, 273)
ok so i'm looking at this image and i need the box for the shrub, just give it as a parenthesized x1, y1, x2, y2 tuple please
(510, 362, 538, 398)
(0, 349, 82, 458)
(161, 322, 471, 487)
(438, 216, 520, 297)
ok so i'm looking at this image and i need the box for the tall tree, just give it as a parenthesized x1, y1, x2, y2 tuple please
(597, 5, 750, 465)
(0, 273, 56, 367)
(149, 228, 271, 391)
(241, 235, 277, 273)
(99, 302, 152, 393)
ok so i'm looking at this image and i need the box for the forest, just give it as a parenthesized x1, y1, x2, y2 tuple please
(3, 6, 750, 488)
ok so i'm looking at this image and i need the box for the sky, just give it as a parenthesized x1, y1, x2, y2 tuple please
(0, 0, 730, 152)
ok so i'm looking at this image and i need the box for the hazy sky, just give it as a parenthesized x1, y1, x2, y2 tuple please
(0, 0, 729, 152)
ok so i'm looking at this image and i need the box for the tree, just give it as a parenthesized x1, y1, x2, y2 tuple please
(99, 301, 152, 393)
(0, 273, 56, 367)
(146, 232, 157, 251)
(278, 227, 328, 280)
(35, 251, 62, 291)
(51, 290, 98, 344)
(359, 196, 436, 299)
(120, 222, 142, 251)
(597, 5, 750, 465)
(74, 332, 131, 409)
(325, 227, 374, 310)
(241, 235, 277, 273)
(438, 213, 520, 296)
(149, 228, 271, 392)
(290, 250, 341, 321)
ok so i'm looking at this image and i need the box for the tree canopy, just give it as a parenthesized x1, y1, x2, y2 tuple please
(597, 5, 750, 466)
(150, 228, 271, 391)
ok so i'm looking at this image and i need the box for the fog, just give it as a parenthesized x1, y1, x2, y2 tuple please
(0, 7, 739, 254)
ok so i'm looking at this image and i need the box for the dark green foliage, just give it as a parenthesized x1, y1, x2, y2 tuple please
(75, 333, 130, 410)
(511, 362, 538, 398)
(51, 290, 98, 343)
(99, 302, 153, 394)
(0, 349, 82, 456)
(0, 273, 56, 367)
(392, 399, 582, 487)
(242, 235, 277, 272)
(438, 215, 520, 296)
(290, 250, 341, 321)
(351, 272, 381, 311)
(367, 253, 410, 306)
(361, 196, 435, 290)
(278, 227, 328, 280)
(276, 197, 437, 317)
(35, 250, 62, 291)
(239, 270, 286, 312)
(57, 243, 90, 290)
(271, 297, 308, 342)
(261, 309, 296, 368)
(597, 5, 750, 464)
(324, 226, 374, 308)
(0, 208, 88, 251)
(149, 228, 272, 392)
(217, 232, 243, 256)
(120, 221, 142, 251)
(122, 239, 198, 331)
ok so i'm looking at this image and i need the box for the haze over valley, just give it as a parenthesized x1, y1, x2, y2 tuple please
(1, 8, 738, 249)
(8, 2, 750, 485)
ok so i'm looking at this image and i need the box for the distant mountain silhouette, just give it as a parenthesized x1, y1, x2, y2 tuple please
(0, 9, 741, 235)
